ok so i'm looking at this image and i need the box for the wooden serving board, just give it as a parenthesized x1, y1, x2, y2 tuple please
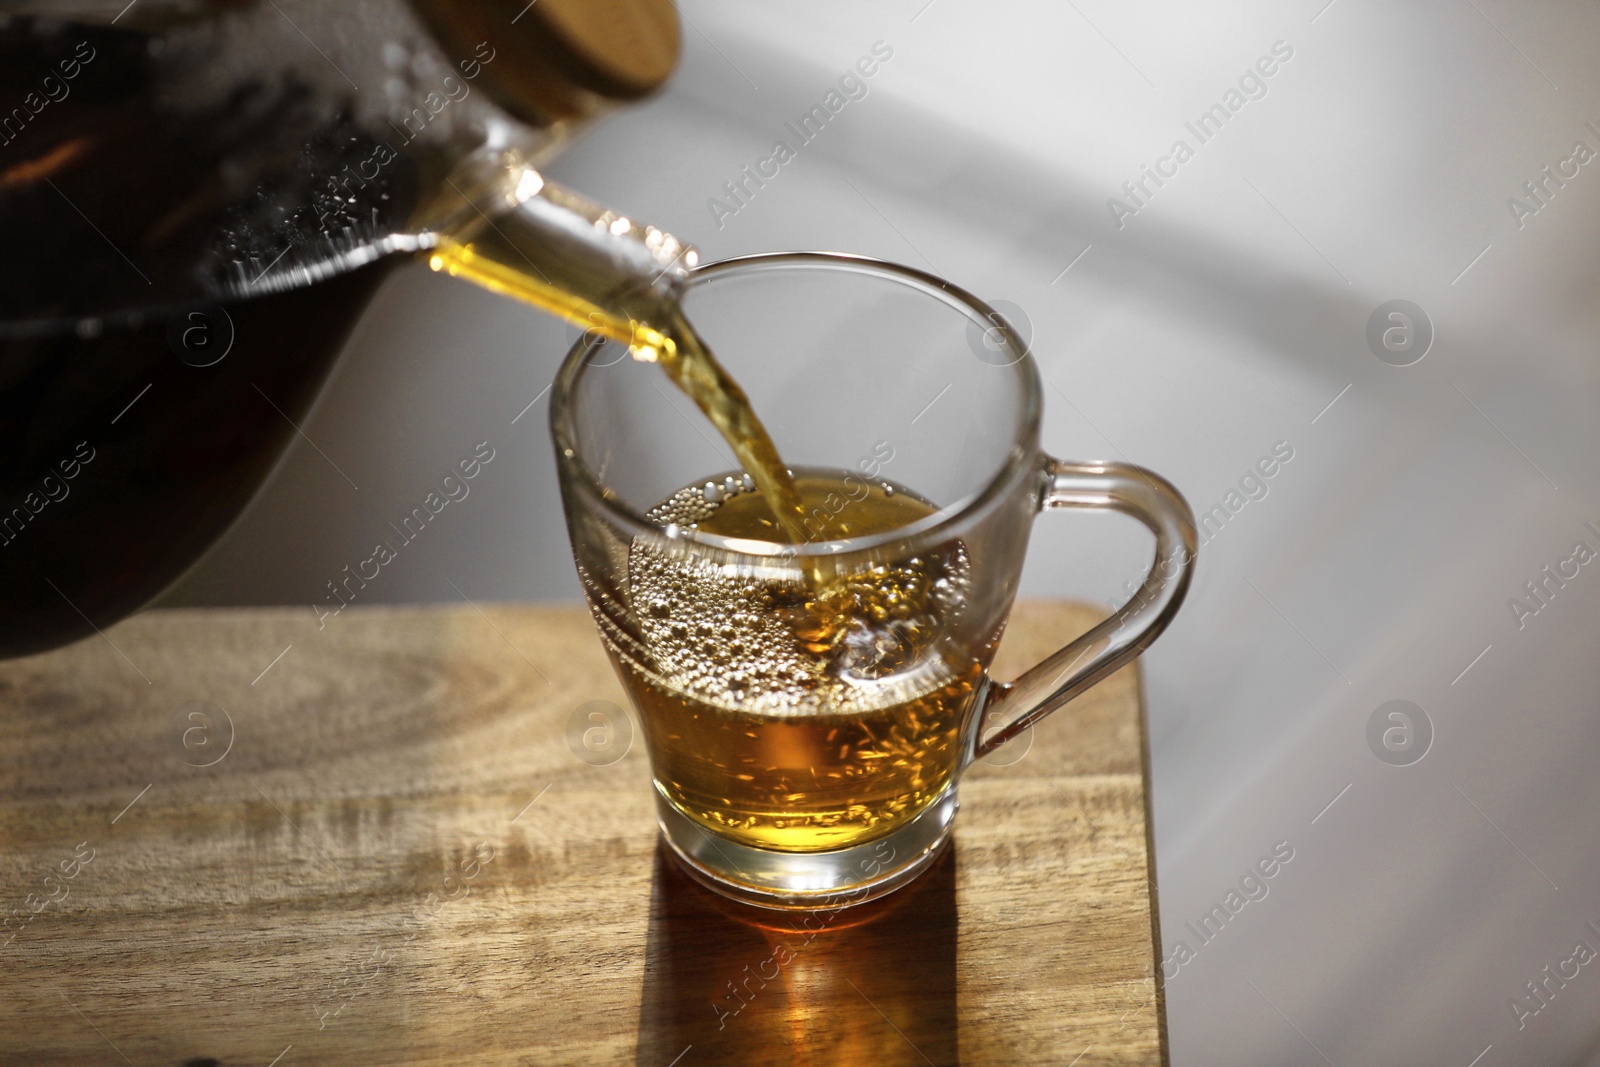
(0, 601, 1165, 1066)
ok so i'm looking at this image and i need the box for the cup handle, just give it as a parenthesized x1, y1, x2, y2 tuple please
(974, 456, 1198, 760)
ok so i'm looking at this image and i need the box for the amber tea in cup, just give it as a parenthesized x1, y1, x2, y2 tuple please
(551, 252, 1195, 908)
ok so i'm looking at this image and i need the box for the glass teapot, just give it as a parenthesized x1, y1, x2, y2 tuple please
(0, 0, 692, 657)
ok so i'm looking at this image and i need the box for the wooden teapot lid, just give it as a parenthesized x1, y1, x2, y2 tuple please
(410, 0, 681, 123)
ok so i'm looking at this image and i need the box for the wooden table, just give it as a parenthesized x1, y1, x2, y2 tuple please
(0, 601, 1166, 1066)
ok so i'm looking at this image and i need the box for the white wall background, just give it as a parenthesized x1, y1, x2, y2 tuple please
(168, 2, 1600, 1062)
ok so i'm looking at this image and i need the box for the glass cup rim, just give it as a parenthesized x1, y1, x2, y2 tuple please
(548, 250, 1043, 558)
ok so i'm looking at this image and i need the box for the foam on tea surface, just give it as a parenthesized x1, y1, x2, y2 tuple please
(632, 470, 970, 713)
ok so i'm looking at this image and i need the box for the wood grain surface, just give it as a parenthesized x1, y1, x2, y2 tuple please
(0, 600, 1165, 1066)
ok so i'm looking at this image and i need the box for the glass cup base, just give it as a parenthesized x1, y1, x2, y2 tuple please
(654, 784, 959, 911)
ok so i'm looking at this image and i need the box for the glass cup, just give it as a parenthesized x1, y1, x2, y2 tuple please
(550, 251, 1196, 909)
